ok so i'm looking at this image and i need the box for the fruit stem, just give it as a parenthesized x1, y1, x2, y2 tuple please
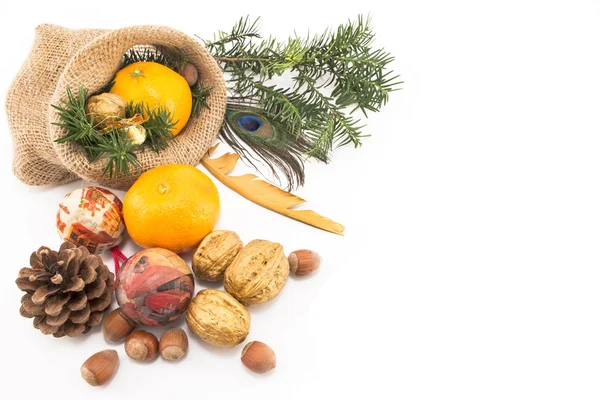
(130, 68, 144, 78)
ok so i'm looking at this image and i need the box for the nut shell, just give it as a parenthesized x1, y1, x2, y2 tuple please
(192, 230, 243, 281)
(241, 341, 276, 374)
(159, 327, 188, 361)
(288, 250, 321, 276)
(125, 125, 147, 145)
(102, 308, 136, 343)
(85, 93, 127, 128)
(224, 239, 289, 306)
(185, 289, 250, 348)
(179, 62, 199, 86)
(125, 330, 159, 362)
(80, 349, 119, 386)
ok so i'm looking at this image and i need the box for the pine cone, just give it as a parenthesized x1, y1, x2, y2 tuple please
(16, 241, 115, 338)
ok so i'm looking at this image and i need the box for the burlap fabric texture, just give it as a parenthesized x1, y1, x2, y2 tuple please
(6, 24, 227, 190)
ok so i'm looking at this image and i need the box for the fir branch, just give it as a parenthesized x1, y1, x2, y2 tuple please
(203, 16, 262, 49)
(127, 102, 176, 153)
(122, 46, 188, 71)
(191, 82, 213, 117)
(86, 130, 140, 178)
(52, 87, 99, 146)
(206, 15, 401, 157)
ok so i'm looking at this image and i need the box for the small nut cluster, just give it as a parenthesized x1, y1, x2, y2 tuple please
(81, 327, 189, 385)
(89, 231, 322, 385)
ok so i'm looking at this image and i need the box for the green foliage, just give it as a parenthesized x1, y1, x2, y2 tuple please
(205, 15, 401, 157)
(86, 131, 140, 178)
(191, 82, 213, 117)
(126, 102, 176, 152)
(122, 46, 188, 71)
(51, 87, 100, 150)
(52, 86, 177, 177)
(52, 86, 141, 177)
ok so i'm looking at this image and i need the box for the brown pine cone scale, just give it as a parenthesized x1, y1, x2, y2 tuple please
(16, 242, 115, 338)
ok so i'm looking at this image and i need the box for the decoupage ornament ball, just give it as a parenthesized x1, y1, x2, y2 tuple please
(56, 187, 125, 254)
(116, 248, 194, 326)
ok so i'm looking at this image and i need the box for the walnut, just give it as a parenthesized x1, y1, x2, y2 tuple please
(224, 239, 289, 306)
(192, 230, 243, 282)
(85, 93, 127, 128)
(185, 289, 250, 348)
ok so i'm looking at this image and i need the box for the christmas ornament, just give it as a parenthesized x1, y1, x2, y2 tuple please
(115, 248, 194, 326)
(16, 241, 115, 337)
(56, 186, 125, 254)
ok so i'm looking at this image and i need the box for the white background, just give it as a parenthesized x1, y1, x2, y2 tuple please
(1, 0, 599, 398)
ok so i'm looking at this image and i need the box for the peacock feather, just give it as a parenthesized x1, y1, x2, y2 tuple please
(219, 102, 328, 191)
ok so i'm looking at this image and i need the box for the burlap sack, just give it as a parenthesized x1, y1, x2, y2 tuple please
(6, 24, 227, 190)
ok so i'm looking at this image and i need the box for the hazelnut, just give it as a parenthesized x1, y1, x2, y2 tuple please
(241, 341, 276, 374)
(288, 250, 321, 276)
(186, 289, 250, 348)
(179, 62, 199, 86)
(159, 328, 188, 361)
(80, 349, 119, 386)
(192, 230, 243, 282)
(102, 308, 136, 343)
(224, 239, 289, 306)
(125, 331, 159, 362)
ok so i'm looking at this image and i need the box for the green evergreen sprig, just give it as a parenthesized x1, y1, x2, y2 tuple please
(122, 46, 188, 71)
(126, 102, 176, 153)
(51, 87, 102, 157)
(51, 86, 140, 177)
(86, 131, 140, 178)
(191, 82, 213, 117)
(205, 15, 401, 156)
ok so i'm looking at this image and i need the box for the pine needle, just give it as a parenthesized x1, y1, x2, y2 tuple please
(205, 15, 401, 158)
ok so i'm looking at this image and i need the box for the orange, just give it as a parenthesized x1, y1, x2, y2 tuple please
(110, 61, 192, 135)
(123, 164, 220, 253)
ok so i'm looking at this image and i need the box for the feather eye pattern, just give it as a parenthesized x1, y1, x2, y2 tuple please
(219, 102, 327, 192)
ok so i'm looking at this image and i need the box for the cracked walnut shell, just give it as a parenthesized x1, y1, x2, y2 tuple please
(224, 239, 289, 306)
(185, 289, 250, 348)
